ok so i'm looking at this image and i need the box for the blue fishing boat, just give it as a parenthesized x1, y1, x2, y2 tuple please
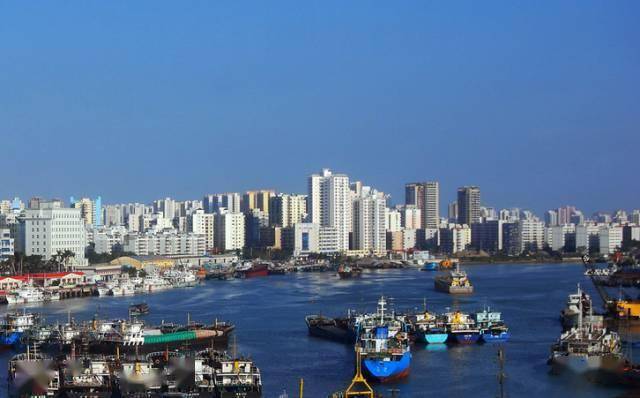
(474, 307, 510, 343)
(0, 331, 23, 350)
(481, 327, 511, 343)
(0, 311, 38, 351)
(421, 262, 439, 271)
(424, 328, 449, 344)
(445, 311, 481, 344)
(356, 297, 412, 382)
(412, 309, 449, 344)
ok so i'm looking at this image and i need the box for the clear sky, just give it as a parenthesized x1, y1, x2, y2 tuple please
(1, 1, 638, 215)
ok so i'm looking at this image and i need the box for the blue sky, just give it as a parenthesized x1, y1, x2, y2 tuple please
(1, 1, 638, 215)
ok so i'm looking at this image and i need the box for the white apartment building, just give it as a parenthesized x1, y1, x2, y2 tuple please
(439, 224, 471, 254)
(93, 226, 127, 254)
(385, 208, 402, 232)
(518, 218, 545, 252)
(0, 228, 14, 261)
(124, 231, 206, 256)
(189, 209, 215, 250)
(319, 226, 339, 253)
(399, 205, 421, 230)
(214, 210, 245, 251)
(269, 194, 307, 228)
(576, 224, 600, 252)
(546, 224, 575, 251)
(352, 187, 387, 252)
(308, 168, 351, 252)
(22, 201, 87, 266)
(599, 226, 623, 255)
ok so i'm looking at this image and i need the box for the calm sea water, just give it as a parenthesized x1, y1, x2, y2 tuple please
(0, 263, 634, 398)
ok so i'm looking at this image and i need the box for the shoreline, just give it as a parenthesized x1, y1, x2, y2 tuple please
(457, 258, 583, 266)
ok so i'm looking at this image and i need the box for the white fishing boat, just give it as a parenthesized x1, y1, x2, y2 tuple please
(6, 285, 46, 304)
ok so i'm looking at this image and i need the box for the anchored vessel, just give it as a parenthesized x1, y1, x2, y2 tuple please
(355, 297, 411, 382)
(128, 303, 150, 317)
(305, 313, 357, 344)
(550, 293, 624, 377)
(474, 308, 510, 343)
(8, 348, 262, 398)
(337, 265, 363, 279)
(445, 311, 481, 344)
(434, 264, 473, 294)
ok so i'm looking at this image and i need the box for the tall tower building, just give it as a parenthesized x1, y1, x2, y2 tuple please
(405, 182, 439, 229)
(269, 194, 307, 228)
(352, 187, 386, 252)
(71, 197, 95, 226)
(457, 186, 481, 225)
(308, 168, 351, 251)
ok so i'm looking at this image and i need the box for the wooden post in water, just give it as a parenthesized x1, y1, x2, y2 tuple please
(299, 378, 304, 398)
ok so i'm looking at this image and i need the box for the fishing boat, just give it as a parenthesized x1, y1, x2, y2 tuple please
(58, 355, 115, 397)
(413, 311, 449, 344)
(1, 311, 40, 350)
(7, 346, 60, 397)
(235, 263, 269, 278)
(420, 262, 440, 272)
(434, 264, 473, 294)
(81, 318, 235, 355)
(356, 297, 412, 382)
(445, 311, 481, 344)
(6, 285, 46, 304)
(474, 308, 510, 343)
(337, 265, 362, 279)
(305, 313, 357, 344)
(128, 303, 150, 317)
(549, 294, 624, 377)
(210, 351, 263, 398)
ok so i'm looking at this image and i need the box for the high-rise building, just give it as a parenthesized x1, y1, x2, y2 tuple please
(599, 226, 623, 254)
(632, 210, 640, 225)
(471, 220, 504, 253)
(269, 194, 307, 228)
(545, 210, 558, 226)
(439, 224, 471, 255)
(405, 182, 439, 229)
(448, 201, 458, 223)
(385, 208, 402, 232)
(556, 206, 576, 225)
(308, 169, 351, 251)
(21, 201, 87, 266)
(214, 210, 245, 251)
(397, 205, 421, 230)
(203, 193, 241, 214)
(457, 186, 481, 226)
(352, 187, 387, 252)
(242, 190, 275, 214)
(189, 209, 215, 250)
(576, 224, 600, 253)
(71, 197, 95, 226)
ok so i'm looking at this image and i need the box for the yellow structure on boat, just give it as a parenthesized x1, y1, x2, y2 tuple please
(615, 299, 640, 318)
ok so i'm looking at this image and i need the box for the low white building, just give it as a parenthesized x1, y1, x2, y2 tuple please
(290, 222, 320, 256)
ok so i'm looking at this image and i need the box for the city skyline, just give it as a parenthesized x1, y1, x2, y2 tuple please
(2, 2, 639, 215)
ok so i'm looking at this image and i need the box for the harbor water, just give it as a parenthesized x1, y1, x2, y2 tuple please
(0, 263, 633, 397)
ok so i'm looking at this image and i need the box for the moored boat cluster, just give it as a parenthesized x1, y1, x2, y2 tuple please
(3, 310, 263, 397)
(306, 296, 510, 383)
